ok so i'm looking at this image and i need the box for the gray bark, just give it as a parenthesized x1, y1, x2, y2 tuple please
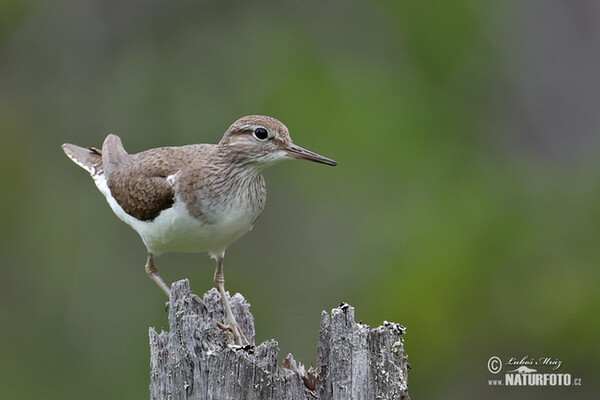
(149, 280, 410, 399)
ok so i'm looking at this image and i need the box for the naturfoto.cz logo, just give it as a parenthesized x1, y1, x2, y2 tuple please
(487, 355, 582, 387)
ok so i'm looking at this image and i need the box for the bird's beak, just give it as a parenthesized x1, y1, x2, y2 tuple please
(285, 143, 337, 166)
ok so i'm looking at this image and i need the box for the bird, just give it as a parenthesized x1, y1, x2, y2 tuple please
(62, 115, 336, 345)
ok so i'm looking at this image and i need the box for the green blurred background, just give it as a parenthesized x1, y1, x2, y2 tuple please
(1, 1, 598, 398)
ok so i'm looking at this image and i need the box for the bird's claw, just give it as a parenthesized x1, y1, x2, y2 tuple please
(191, 294, 206, 308)
(217, 321, 249, 346)
(164, 294, 204, 312)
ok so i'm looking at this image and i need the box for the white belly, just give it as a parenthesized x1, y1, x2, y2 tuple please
(94, 175, 255, 257)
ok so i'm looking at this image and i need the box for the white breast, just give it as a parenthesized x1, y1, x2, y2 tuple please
(93, 173, 258, 257)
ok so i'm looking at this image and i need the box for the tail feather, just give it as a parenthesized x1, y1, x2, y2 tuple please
(62, 143, 103, 175)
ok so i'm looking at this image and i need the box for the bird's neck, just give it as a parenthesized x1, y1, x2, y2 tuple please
(179, 146, 267, 223)
(209, 148, 266, 198)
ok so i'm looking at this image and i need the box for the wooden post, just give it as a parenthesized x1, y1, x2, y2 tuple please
(149, 280, 410, 399)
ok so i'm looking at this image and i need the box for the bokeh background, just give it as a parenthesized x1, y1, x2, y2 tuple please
(1, 1, 599, 399)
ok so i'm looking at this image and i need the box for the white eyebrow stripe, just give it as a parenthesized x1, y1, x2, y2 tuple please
(235, 124, 277, 140)
(236, 124, 262, 131)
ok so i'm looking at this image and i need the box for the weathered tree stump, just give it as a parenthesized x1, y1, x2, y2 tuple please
(149, 280, 410, 399)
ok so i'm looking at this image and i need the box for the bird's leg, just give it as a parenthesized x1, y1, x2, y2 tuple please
(214, 256, 249, 346)
(145, 254, 171, 297)
(145, 254, 204, 311)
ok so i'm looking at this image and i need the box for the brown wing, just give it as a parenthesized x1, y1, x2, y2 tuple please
(103, 139, 190, 222)
(104, 141, 210, 222)
(107, 166, 175, 221)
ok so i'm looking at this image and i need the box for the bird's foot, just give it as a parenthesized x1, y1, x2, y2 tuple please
(217, 318, 249, 346)
(164, 293, 205, 312)
(191, 293, 205, 307)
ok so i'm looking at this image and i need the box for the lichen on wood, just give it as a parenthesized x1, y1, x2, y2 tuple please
(149, 280, 409, 399)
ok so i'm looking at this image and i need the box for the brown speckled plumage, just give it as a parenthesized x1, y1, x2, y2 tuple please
(61, 115, 336, 346)
(63, 115, 335, 227)
(105, 144, 197, 221)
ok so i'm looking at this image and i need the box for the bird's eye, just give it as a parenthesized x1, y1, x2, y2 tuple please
(253, 127, 269, 140)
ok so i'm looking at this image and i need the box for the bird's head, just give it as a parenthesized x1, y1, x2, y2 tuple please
(218, 115, 337, 167)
